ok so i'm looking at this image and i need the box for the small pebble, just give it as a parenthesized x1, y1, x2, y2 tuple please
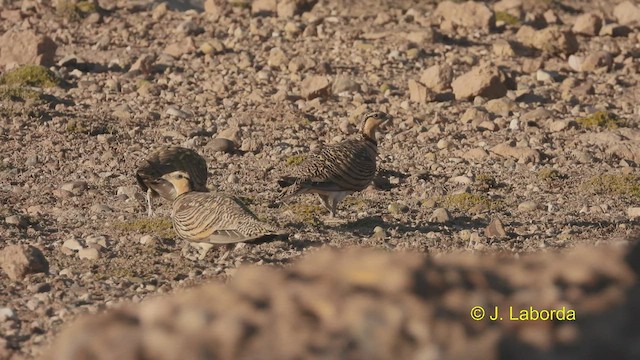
(450, 176, 472, 185)
(60, 180, 88, 194)
(627, 207, 640, 219)
(485, 218, 507, 238)
(5, 215, 28, 228)
(207, 138, 235, 153)
(436, 139, 450, 149)
(430, 208, 451, 223)
(166, 106, 191, 118)
(78, 248, 100, 260)
(140, 235, 158, 246)
(518, 201, 539, 212)
(86, 235, 107, 248)
(0, 308, 16, 322)
(62, 238, 83, 251)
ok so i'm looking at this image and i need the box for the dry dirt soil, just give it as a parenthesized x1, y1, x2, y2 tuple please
(1, 0, 640, 358)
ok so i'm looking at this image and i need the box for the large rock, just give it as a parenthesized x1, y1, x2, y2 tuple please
(204, 0, 225, 19)
(580, 51, 612, 72)
(614, 1, 640, 25)
(251, 0, 277, 16)
(207, 137, 235, 153)
(300, 75, 330, 100)
(608, 142, 640, 164)
(516, 25, 579, 55)
(584, 128, 640, 164)
(485, 97, 518, 116)
(491, 141, 541, 163)
(572, 13, 602, 36)
(267, 47, 288, 68)
(277, 0, 317, 18)
(332, 75, 360, 94)
(485, 218, 507, 238)
(404, 29, 439, 46)
(129, 54, 156, 74)
(163, 37, 196, 58)
(494, 0, 522, 13)
(568, 51, 613, 73)
(0, 244, 49, 281)
(451, 64, 507, 100)
(460, 106, 491, 124)
(407, 79, 434, 103)
(0, 30, 57, 67)
(420, 64, 453, 92)
(45, 245, 640, 359)
(433, 0, 495, 31)
(599, 23, 632, 37)
(493, 39, 516, 57)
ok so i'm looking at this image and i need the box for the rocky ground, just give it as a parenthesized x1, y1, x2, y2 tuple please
(1, 0, 640, 358)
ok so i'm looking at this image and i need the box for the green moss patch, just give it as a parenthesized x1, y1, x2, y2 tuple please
(495, 11, 519, 25)
(66, 118, 117, 136)
(440, 193, 500, 211)
(57, 0, 97, 20)
(286, 155, 306, 166)
(475, 173, 497, 189)
(0, 85, 42, 101)
(228, 0, 250, 8)
(0, 65, 58, 88)
(576, 111, 622, 129)
(283, 204, 324, 226)
(342, 196, 371, 210)
(582, 174, 640, 199)
(115, 218, 175, 238)
(537, 167, 562, 181)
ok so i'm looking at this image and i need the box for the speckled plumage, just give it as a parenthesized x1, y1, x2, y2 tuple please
(159, 171, 284, 260)
(278, 111, 390, 217)
(136, 146, 208, 216)
(172, 191, 280, 244)
(280, 138, 378, 193)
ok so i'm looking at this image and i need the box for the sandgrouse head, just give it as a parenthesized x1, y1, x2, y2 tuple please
(360, 111, 391, 139)
(160, 170, 193, 196)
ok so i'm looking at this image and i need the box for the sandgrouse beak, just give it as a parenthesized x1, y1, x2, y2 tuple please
(378, 114, 392, 133)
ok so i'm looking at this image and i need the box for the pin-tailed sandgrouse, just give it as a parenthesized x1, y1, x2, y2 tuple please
(162, 170, 284, 259)
(278, 111, 390, 218)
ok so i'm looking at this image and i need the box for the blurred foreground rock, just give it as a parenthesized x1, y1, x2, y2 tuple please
(46, 243, 640, 360)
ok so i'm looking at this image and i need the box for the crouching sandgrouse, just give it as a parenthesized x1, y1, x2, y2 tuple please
(162, 170, 284, 259)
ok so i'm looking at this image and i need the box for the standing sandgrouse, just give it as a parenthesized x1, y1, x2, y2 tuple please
(278, 111, 390, 218)
(161, 170, 284, 259)
(136, 146, 208, 217)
